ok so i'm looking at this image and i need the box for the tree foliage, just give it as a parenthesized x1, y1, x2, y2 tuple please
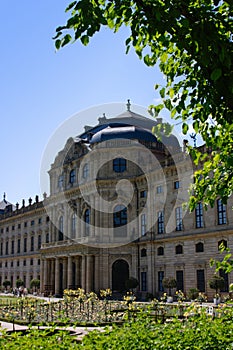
(54, 0, 233, 209)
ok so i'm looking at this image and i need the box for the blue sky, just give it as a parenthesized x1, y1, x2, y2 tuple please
(0, 1, 194, 205)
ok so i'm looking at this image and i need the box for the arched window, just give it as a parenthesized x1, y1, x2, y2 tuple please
(58, 174, 64, 189)
(69, 169, 76, 184)
(157, 246, 164, 256)
(84, 209, 90, 236)
(141, 248, 147, 257)
(175, 244, 183, 255)
(58, 216, 64, 241)
(71, 214, 76, 238)
(195, 242, 204, 253)
(83, 163, 89, 179)
(113, 205, 127, 237)
(113, 158, 126, 173)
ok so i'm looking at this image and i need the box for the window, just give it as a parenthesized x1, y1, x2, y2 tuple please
(175, 244, 183, 254)
(113, 158, 126, 173)
(24, 222, 27, 228)
(58, 216, 64, 241)
(83, 163, 89, 179)
(176, 270, 184, 291)
(46, 216, 50, 222)
(31, 236, 34, 251)
(141, 271, 147, 291)
(219, 269, 229, 292)
(23, 260, 26, 266)
(195, 202, 204, 228)
(11, 241, 14, 255)
(18, 224, 21, 229)
(11, 261, 13, 267)
(38, 218, 42, 224)
(24, 237, 27, 252)
(46, 233, 49, 243)
(156, 185, 163, 194)
(5, 241, 8, 255)
(157, 246, 164, 256)
(71, 214, 76, 238)
(38, 235, 41, 249)
(0, 228, 3, 233)
(113, 205, 127, 237)
(158, 210, 164, 234)
(195, 242, 204, 253)
(141, 214, 147, 236)
(58, 174, 64, 189)
(17, 261, 20, 267)
(174, 181, 180, 189)
(84, 209, 90, 236)
(38, 259, 40, 266)
(141, 248, 147, 257)
(197, 269, 205, 292)
(217, 199, 227, 225)
(140, 190, 147, 198)
(6, 227, 9, 232)
(5, 262, 7, 267)
(175, 207, 183, 231)
(12, 225, 15, 231)
(158, 271, 164, 292)
(31, 220, 35, 226)
(0, 243, 2, 256)
(69, 169, 76, 184)
(17, 239, 20, 253)
(30, 258, 33, 266)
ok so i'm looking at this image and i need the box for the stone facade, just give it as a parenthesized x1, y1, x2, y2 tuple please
(0, 106, 232, 299)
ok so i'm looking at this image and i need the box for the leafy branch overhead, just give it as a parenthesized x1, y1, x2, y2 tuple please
(54, 0, 233, 209)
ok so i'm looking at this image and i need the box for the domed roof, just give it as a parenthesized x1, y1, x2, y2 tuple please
(90, 125, 158, 144)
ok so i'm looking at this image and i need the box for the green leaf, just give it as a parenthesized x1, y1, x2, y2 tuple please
(80, 35, 89, 46)
(211, 68, 222, 81)
(182, 123, 189, 135)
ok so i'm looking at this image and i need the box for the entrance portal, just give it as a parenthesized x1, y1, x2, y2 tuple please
(112, 259, 129, 292)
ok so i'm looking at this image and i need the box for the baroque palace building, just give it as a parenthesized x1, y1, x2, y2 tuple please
(0, 102, 232, 299)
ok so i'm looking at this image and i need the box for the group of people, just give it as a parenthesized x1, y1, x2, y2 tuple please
(12, 286, 28, 297)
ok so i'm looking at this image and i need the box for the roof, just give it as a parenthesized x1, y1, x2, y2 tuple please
(90, 125, 158, 144)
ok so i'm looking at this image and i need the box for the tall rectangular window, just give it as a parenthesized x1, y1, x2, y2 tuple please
(0, 243, 2, 256)
(5, 241, 8, 255)
(38, 235, 41, 249)
(17, 239, 20, 253)
(157, 210, 164, 234)
(24, 238, 27, 253)
(11, 241, 14, 255)
(217, 199, 227, 225)
(176, 270, 184, 291)
(158, 271, 164, 292)
(141, 214, 146, 236)
(31, 236, 34, 251)
(197, 269, 205, 292)
(195, 202, 204, 228)
(141, 271, 147, 291)
(175, 207, 183, 231)
(219, 269, 229, 292)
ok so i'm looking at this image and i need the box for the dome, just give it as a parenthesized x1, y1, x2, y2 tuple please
(90, 125, 158, 144)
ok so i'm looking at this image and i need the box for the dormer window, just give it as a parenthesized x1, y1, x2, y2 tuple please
(69, 169, 76, 184)
(113, 158, 126, 173)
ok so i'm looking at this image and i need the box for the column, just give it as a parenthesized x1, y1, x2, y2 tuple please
(55, 257, 60, 295)
(44, 259, 48, 288)
(51, 259, 55, 294)
(86, 255, 93, 292)
(63, 258, 67, 290)
(40, 259, 44, 291)
(75, 256, 81, 288)
(67, 256, 72, 289)
(81, 255, 86, 291)
(94, 255, 99, 292)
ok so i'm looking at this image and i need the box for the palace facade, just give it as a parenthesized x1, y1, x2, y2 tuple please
(0, 104, 232, 299)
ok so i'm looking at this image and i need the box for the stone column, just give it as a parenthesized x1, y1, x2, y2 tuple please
(86, 255, 93, 292)
(94, 255, 99, 292)
(44, 259, 48, 288)
(63, 258, 67, 290)
(81, 255, 86, 291)
(67, 256, 73, 289)
(40, 259, 44, 291)
(75, 256, 81, 288)
(54, 257, 60, 295)
(51, 259, 55, 294)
